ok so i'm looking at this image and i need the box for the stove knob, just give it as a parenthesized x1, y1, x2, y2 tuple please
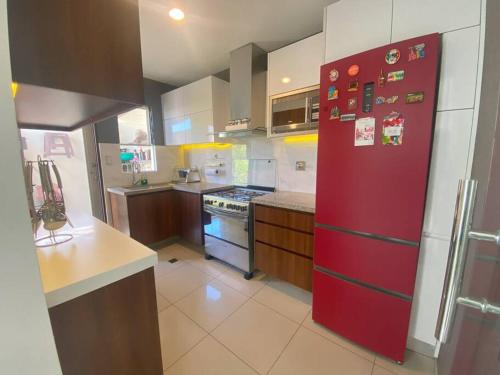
(219, 202, 224, 208)
(242, 206, 247, 211)
(227, 204, 233, 209)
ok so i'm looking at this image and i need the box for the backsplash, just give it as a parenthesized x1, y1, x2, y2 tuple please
(183, 136, 318, 193)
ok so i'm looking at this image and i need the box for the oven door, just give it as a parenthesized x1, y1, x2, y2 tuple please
(204, 206, 248, 249)
(203, 206, 250, 272)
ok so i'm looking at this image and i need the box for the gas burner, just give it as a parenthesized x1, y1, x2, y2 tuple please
(203, 188, 272, 216)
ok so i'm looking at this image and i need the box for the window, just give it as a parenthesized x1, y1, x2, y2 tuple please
(117, 107, 157, 173)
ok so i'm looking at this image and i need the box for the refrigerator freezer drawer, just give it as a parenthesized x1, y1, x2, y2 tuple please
(314, 226, 419, 296)
(312, 269, 411, 362)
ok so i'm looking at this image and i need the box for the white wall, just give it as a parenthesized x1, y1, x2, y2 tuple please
(0, 1, 62, 373)
(323, 0, 484, 357)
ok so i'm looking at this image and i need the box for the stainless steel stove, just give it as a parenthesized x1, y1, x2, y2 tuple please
(203, 187, 272, 279)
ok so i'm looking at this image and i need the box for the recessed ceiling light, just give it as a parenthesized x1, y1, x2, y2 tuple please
(281, 77, 291, 84)
(169, 8, 185, 21)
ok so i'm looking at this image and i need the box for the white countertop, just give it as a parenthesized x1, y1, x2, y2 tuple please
(252, 191, 316, 213)
(107, 182, 232, 196)
(36, 213, 157, 308)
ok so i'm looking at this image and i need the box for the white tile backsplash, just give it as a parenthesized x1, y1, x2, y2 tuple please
(183, 137, 318, 193)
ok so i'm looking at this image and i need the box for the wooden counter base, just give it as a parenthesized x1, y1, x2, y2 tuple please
(49, 268, 162, 375)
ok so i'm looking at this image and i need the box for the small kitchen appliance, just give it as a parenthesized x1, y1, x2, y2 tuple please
(174, 167, 201, 183)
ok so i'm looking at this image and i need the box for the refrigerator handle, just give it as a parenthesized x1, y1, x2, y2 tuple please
(435, 179, 478, 344)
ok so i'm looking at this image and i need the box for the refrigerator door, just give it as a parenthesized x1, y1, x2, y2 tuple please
(316, 33, 440, 243)
(313, 33, 441, 363)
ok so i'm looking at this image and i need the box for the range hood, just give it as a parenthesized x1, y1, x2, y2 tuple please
(218, 43, 267, 138)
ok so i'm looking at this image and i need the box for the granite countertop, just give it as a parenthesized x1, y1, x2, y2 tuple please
(252, 191, 316, 213)
(107, 182, 233, 196)
(36, 213, 157, 308)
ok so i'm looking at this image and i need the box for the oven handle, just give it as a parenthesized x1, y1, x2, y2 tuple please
(203, 206, 248, 222)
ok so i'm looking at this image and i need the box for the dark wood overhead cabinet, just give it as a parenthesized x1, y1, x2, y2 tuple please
(8, 0, 144, 130)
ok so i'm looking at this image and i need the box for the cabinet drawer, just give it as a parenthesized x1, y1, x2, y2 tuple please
(255, 205, 314, 233)
(255, 221, 313, 258)
(312, 269, 410, 362)
(255, 242, 312, 291)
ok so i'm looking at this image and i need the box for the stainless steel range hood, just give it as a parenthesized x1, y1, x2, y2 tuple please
(218, 43, 267, 138)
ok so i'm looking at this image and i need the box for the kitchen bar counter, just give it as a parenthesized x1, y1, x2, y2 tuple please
(107, 182, 232, 196)
(252, 191, 316, 213)
(37, 213, 157, 307)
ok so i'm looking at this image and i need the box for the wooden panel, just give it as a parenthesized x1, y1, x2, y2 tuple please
(255, 242, 312, 291)
(177, 191, 204, 246)
(255, 221, 313, 258)
(8, 0, 144, 129)
(127, 190, 178, 245)
(109, 192, 130, 236)
(49, 268, 163, 375)
(255, 205, 314, 233)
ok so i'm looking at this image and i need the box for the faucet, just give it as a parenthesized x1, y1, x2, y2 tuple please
(131, 161, 142, 186)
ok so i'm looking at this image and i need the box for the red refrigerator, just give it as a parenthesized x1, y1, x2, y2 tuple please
(313, 34, 441, 363)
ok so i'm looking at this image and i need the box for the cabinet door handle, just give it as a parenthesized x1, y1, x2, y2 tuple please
(457, 297, 500, 315)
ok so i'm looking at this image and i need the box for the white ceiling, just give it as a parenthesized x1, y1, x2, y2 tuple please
(139, 0, 337, 86)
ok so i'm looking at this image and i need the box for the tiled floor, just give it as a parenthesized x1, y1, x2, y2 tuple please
(155, 243, 437, 375)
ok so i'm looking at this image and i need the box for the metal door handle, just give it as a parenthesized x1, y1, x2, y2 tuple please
(468, 229, 500, 245)
(457, 297, 500, 315)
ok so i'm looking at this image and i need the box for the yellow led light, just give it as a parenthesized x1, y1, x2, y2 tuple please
(181, 143, 232, 151)
(11, 82, 18, 98)
(281, 77, 291, 84)
(283, 134, 318, 144)
(169, 8, 185, 21)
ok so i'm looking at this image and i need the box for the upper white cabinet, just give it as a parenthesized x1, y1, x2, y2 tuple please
(324, 0, 392, 63)
(392, 0, 481, 42)
(162, 76, 229, 145)
(268, 33, 324, 96)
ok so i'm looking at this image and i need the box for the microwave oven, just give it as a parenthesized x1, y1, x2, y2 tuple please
(270, 85, 320, 135)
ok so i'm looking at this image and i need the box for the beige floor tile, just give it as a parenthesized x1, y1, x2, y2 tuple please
(253, 279, 311, 323)
(156, 264, 213, 303)
(160, 243, 204, 261)
(212, 299, 298, 374)
(156, 292, 171, 312)
(175, 279, 248, 331)
(164, 335, 257, 375)
(375, 350, 436, 375)
(372, 365, 397, 375)
(158, 306, 207, 369)
(216, 268, 267, 297)
(302, 311, 376, 362)
(155, 257, 185, 278)
(269, 327, 373, 375)
(187, 256, 230, 277)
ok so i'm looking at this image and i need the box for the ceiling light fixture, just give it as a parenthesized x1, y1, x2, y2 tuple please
(281, 77, 291, 84)
(169, 8, 185, 21)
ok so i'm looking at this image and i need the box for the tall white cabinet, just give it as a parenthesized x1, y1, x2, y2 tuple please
(162, 76, 229, 145)
(323, 0, 484, 357)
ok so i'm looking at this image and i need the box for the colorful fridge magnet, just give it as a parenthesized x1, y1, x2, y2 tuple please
(375, 96, 386, 105)
(387, 70, 405, 82)
(347, 97, 358, 110)
(329, 69, 339, 82)
(406, 91, 424, 104)
(408, 43, 426, 61)
(378, 69, 386, 87)
(386, 95, 399, 104)
(328, 85, 339, 100)
(348, 64, 360, 77)
(382, 112, 404, 145)
(330, 106, 340, 120)
(385, 48, 401, 65)
(362, 82, 375, 113)
(347, 79, 359, 92)
(340, 113, 356, 122)
(354, 117, 375, 146)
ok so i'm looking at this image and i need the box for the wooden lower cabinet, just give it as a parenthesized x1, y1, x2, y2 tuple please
(177, 191, 204, 246)
(109, 189, 203, 246)
(49, 268, 163, 375)
(255, 242, 313, 291)
(254, 204, 314, 291)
